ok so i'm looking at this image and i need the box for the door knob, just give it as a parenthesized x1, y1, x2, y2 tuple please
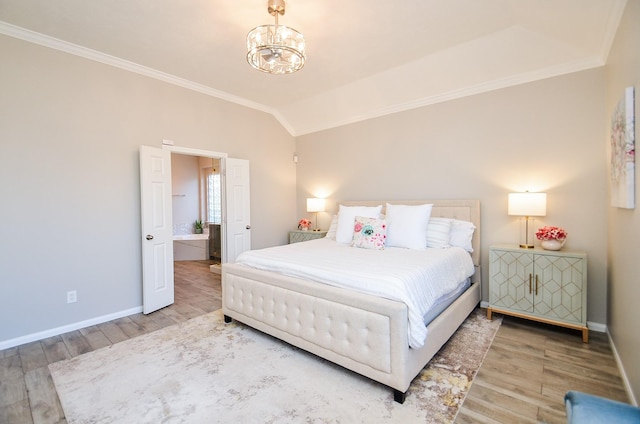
(146, 235, 154, 240)
(245, 225, 251, 230)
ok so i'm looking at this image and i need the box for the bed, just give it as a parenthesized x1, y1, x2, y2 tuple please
(222, 199, 481, 403)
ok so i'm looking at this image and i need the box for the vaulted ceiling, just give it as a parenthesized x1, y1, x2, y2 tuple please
(0, 0, 627, 135)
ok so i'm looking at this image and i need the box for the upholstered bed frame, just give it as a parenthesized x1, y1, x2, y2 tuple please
(222, 199, 481, 403)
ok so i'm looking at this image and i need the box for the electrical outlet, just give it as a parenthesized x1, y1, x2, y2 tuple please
(67, 290, 77, 304)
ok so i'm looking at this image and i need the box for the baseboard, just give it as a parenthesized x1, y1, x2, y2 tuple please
(607, 330, 638, 406)
(0, 306, 143, 351)
(587, 321, 607, 333)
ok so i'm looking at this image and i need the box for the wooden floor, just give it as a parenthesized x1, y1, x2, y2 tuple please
(0, 261, 629, 423)
(456, 315, 628, 423)
(0, 260, 221, 424)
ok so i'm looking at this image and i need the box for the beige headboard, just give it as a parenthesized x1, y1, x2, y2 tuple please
(340, 200, 481, 267)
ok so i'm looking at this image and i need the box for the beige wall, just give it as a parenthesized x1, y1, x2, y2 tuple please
(0, 34, 296, 344)
(171, 153, 200, 235)
(296, 68, 608, 327)
(605, 0, 640, 404)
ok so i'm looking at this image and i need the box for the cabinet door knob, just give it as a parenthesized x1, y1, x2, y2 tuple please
(146, 235, 154, 240)
(535, 274, 539, 296)
(529, 274, 532, 294)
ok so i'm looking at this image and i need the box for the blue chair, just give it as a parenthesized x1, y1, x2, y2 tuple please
(565, 391, 640, 423)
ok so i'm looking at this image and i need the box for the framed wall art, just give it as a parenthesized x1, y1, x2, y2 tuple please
(610, 86, 635, 209)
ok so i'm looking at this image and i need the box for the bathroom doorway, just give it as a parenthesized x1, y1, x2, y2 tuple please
(140, 144, 250, 314)
(171, 153, 222, 266)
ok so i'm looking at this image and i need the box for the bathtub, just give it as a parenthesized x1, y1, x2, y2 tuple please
(173, 234, 209, 261)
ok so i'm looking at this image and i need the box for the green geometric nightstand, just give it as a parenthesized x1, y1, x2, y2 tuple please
(289, 230, 327, 244)
(487, 244, 588, 342)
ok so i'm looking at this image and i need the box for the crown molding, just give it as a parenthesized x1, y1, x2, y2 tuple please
(294, 56, 605, 136)
(0, 15, 619, 138)
(0, 20, 298, 135)
(598, 0, 628, 63)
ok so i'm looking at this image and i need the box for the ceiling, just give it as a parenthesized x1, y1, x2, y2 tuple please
(0, 0, 627, 136)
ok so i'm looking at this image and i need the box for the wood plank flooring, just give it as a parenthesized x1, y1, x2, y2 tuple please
(0, 261, 629, 423)
(0, 260, 220, 424)
(456, 316, 628, 423)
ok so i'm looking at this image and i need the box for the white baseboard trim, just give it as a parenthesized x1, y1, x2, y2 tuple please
(0, 306, 143, 351)
(587, 321, 607, 333)
(607, 330, 638, 406)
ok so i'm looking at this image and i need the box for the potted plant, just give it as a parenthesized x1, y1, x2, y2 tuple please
(194, 219, 204, 234)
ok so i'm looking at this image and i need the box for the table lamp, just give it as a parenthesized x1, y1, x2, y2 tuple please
(306, 198, 325, 232)
(508, 192, 547, 248)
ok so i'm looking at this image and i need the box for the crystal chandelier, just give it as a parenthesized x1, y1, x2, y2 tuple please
(247, 0, 306, 74)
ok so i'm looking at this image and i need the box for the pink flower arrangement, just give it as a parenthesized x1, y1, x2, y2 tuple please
(298, 218, 312, 229)
(536, 226, 568, 241)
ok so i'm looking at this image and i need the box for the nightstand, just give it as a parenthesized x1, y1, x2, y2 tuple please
(289, 230, 327, 244)
(487, 244, 588, 342)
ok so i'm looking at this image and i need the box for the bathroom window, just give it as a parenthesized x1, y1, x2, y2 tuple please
(207, 172, 222, 224)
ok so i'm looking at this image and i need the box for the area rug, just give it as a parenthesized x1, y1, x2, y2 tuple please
(49, 308, 501, 423)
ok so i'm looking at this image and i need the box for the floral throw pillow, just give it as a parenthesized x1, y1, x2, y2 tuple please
(351, 216, 387, 250)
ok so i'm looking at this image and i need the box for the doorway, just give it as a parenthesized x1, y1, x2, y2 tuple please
(171, 153, 222, 265)
(140, 145, 250, 314)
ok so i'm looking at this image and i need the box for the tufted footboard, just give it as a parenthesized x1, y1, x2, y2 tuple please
(222, 262, 481, 403)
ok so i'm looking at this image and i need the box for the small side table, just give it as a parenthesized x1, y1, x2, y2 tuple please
(487, 244, 588, 342)
(289, 230, 327, 244)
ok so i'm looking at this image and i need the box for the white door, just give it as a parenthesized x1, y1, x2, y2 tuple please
(224, 158, 251, 263)
(139, 145, 174, 314)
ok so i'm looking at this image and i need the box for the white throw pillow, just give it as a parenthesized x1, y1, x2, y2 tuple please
(426, 217, 452, 248)
(324, 214, 338, 240)
(450, 219, 476, 252)
(336, 205, 382, 244)
(385, 203, 433, 249)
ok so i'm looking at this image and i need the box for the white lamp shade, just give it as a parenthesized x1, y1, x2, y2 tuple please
(306, 198, 326, 213)
(508, 192, 547, 216)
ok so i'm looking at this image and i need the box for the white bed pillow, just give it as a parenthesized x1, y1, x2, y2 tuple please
(325, 214, 338, 240)
(426, 217, 452, 248)
(385, 203, 433, 249)
(450, 219, 476, 252)
(336, 205, 382, 244)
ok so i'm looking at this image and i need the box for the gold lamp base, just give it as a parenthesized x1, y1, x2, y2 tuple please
(517, 216, 537, 249)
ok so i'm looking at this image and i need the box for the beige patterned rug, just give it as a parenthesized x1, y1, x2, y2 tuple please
(50, 308, 501, 423)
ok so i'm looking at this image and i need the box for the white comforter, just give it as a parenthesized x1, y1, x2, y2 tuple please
(234, 238, 475, 348)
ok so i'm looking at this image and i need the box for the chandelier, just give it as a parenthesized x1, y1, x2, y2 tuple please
(246, 0, 306, 74)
